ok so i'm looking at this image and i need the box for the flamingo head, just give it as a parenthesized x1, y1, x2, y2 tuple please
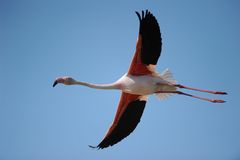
(53, 76, 76, 87)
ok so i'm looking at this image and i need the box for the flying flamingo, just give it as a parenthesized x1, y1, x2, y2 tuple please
(53, 10, 227, 149)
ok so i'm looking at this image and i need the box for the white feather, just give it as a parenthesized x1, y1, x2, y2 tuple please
(160, 68, 176, 84)
(155, 68, 177, 100)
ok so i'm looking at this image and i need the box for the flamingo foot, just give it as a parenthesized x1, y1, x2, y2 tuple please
(210, 99, 226, 103)
(214, 91, 227, 95)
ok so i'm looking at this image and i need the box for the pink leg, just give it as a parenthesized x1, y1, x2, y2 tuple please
(175, 84, 227, 95)
(155, 91, 225, 103)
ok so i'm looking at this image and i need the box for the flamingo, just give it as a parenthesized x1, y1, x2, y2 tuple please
(53, 10, 227, 149)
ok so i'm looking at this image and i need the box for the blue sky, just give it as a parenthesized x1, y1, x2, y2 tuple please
(1, 0, 240, 159)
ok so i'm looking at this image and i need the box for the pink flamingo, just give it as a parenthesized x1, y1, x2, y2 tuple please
(53, 10, 227, 149)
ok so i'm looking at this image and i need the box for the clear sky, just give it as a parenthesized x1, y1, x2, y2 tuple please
(1, 0, 240, 159)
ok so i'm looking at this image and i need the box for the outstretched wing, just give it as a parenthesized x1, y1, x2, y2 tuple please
(90, 92, 147, 149)
(90, 10, 161, 149)
(128, 10, 162, 75)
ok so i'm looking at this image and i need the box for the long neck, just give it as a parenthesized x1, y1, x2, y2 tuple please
(74, 81, 120, 90)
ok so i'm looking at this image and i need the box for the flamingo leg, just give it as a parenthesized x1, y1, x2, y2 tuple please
(174, 84, 227, 95)
(155, 91, 225, 103)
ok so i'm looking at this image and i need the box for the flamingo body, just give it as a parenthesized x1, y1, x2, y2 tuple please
(117, 73, 176, 96)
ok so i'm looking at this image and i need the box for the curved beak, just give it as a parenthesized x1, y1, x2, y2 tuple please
(53, 80, 58, 87)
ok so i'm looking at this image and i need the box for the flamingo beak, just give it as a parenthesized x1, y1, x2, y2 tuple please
(53, 80, 58, 87)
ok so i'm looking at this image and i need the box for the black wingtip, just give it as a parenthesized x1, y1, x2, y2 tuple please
(135, 11, 141, 21)
(146, 9, 149, 15)
(88, 145, 100, 150)
(135, 10, 152, 21)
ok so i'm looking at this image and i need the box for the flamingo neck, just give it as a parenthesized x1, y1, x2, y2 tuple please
(74, 81, 120, 90)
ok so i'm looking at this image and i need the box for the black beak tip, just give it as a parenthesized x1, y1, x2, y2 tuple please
(53, 81, 58, 87)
